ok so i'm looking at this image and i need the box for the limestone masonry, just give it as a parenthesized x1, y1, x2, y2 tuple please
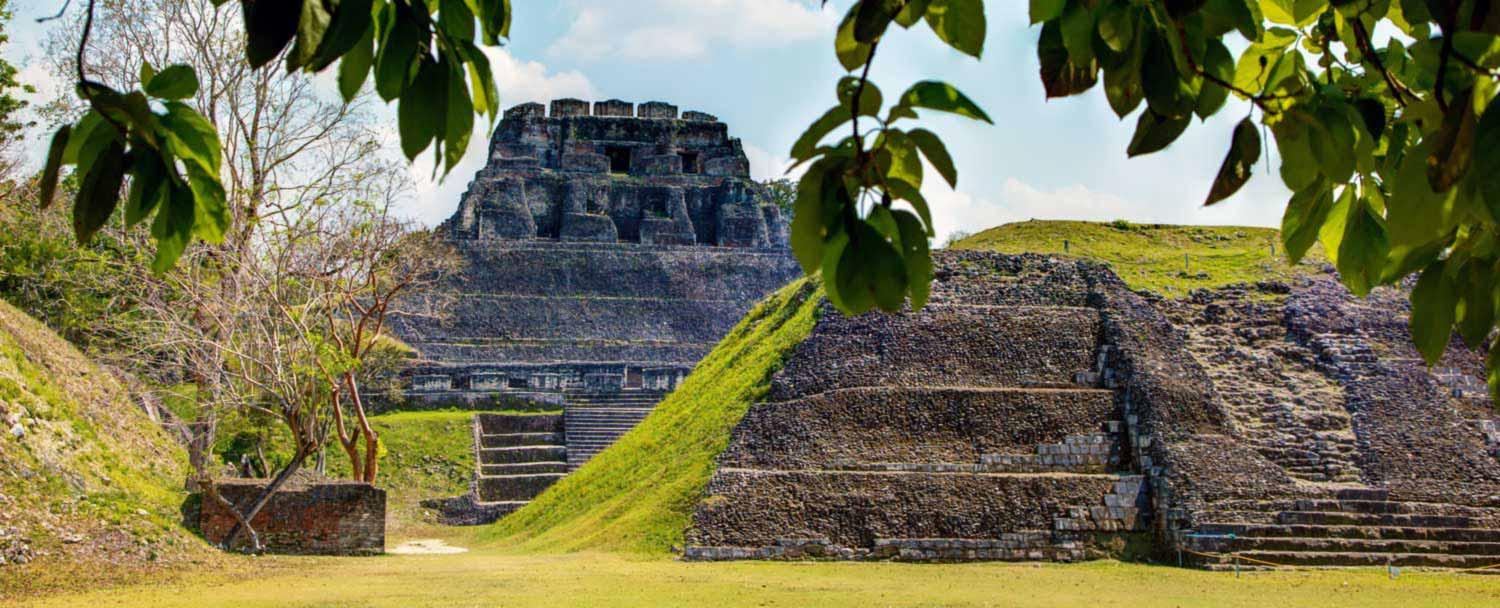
(687, 252, 1500, 567)
(389, 99, 800, 520)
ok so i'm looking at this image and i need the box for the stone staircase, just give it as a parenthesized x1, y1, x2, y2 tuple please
(473, 413, 568, 512)
(1182, 488, 1500, 570)
(562, 390, 664, 469)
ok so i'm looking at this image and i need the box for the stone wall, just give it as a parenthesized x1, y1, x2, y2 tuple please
(198, 480, 385, 555)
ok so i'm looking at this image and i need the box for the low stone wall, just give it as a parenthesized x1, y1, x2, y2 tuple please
(199, 480, 385, 555)
(689, 470, 1122, 549)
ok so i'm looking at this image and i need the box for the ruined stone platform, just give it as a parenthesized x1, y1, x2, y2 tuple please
(686, 251, 1500, 569)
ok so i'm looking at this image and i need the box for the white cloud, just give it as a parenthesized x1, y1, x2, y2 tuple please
(742, 141, 802, 182)
(401, 49, 598, 226)
(550, 0, 836, 61)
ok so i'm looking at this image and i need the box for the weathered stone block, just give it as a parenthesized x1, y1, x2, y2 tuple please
(594, 99, 634, 117)
(637, 101, 678, 119)
(682, 111, 718, 122)
(551, 98, 590, 117)
(559, 212, 618, 242)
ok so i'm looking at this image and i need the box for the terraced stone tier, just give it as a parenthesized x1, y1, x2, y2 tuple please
(478, 473, 569, 502)
(768, 304, 1103, 400)
(397, 295, 751, 348)
(1182, 489, 1500, 569)
(719, 387, 1119, 470)
(689, 469, 1127, 550)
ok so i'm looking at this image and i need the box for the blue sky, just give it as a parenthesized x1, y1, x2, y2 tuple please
(6, 0, 1294, 241)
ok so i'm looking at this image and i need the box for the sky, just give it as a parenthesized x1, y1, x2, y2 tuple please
(4, 0, 1296, 243)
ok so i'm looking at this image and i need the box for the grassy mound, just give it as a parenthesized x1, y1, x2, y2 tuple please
(0, 299, 210, 597)
(952, 220, 1326, 296)
(482, 278, 823, 553)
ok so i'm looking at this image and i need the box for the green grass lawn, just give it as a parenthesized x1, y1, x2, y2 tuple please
(16, 548, 1500, 608)
(952, 220, 1327, 297)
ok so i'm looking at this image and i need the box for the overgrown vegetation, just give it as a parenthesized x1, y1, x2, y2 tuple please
(484, 278, 824, 553)
(0, 299, 211, 598)
(952, 220, 1328, 296)
(325, 410, 476, 537)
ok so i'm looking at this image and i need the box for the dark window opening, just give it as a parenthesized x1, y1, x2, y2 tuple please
(679, 151, 700, 174)
(508, 377, 530, 389)
(605, 146, 631, 173)
(451, 376, 470, 391)
(624, 368, 643, 389)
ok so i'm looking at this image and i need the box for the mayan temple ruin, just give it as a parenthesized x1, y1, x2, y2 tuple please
(389, 99, 800, 521)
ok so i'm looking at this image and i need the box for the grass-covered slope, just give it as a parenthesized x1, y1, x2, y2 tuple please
(0, 299, 209, 598)
(482, 278, 823, 553)
(953, 220, 1326, 296)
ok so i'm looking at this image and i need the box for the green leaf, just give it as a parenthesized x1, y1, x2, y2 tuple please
(476, 0, 512, 45)
(1410, 258, 1457, 365)
(287, 0, 334, 71)
(1320, 188, 1389, 296)
(438, 0, 475, 43)
(311, 0, 375, 71)
(1281, 179, 1333, 264)
(853, 0, 902, 43)
(894, 0, 933, 27)
(1038, 20, 1098, 98)
(1058, 3, 1095, 67)
(399, 59, 446, 160)
(144, 64, 199, 100)
(159, 101, 223, 175)
(339, 23, 376, 102)
(1262, 0, 1329, 26)
(1271, 114, 1319, 191)
(1127, 109, 1191, 157)
(895, 81, 992, 122)
(907, 128, 957, 188)
(1477, 99, 1500, 205)
(925, 0, 986, 58)
(891, 209, 933, 309)
(1030, 0, 1067, 24)
(1353, 98, 1387, 140)
(835, 7, 873, 71)
(1143, 35, 1195, 118)
(243, 0, 301, 68)
(139, 62, 156, 89)
(444, 58, 474, 173)
(1456, 260, 1495, 349)
(1204, 118, 1262, 206)
(124, 145, 168, 227)
(837, 77, 883, 116)
(790, 158, 848, 274)
(186, 164, 229, 244)
(1102, 27, 1146, 117)
(834, 222, 909, 313)
(1426, 90, 1478, 193)
(1389, 140, 1460, 253)
(1195, 40, 1234, 119)
(1308, 104, 1355, 183)
(150, 182, 197, 274)
(73, 139, 127, 244)
(375, 3, 422, 101)
(790, 106, 852, 161)
(38, 125, 70, 209)
(879, 131, 923, 189)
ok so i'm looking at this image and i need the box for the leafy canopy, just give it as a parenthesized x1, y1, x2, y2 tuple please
(798, 0, 1500, 396)
(41, 0, 510, 272)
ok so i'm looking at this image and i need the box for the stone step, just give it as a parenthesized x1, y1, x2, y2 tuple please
(1196, 550, 1500, 569)
(481, 462, 570, 476)
(478, 413, 563, 435)
(1188, 534, 1500, 556)
(1276, 511, 1473, 528)
(481, 432, 563, 448)
(479, 445, 568, 465)
(476, 473, 566, 502)
(1197, 522, 1500, 542)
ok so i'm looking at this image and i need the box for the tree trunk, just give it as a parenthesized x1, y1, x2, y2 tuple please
(221, 447, 309, 553)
